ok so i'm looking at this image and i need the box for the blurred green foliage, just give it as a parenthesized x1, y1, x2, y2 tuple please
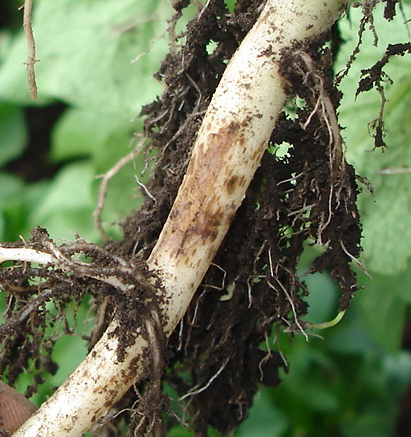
(1, 1, 411, 436)
(0, 0, 174, 242)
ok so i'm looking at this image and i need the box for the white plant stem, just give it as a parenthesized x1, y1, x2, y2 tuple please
(0, 247, 54, 265)
(10, 0, 347, 435)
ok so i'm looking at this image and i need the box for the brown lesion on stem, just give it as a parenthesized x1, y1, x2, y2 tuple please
(152, 120, 249, 266)
(145, 96, 271, 339)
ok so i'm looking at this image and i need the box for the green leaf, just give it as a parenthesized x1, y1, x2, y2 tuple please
(0, 0, 171, 111)
(168, 426, 193, 437)
(0, 103, 27, 166)
(1, 189, 43, 241)
(341, 408, 395, 437)
(0, 172, 25, 205)
(31, 162, 94, 215)
(0, 172, 26, 240)
(224, 0, 236, 13)
(360, 262, 411, 306)
(29, 161, 97, 240)
(385, 259, 411, 304)
(356, 273, 406, 353)
(361, 177, 411, 274)
(235, 390, 288, 436)
(51, 107, 133, 161)
(0, 212, 4, 239)
(382, 351, 411, 397)
(0, 33, 34, 104)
